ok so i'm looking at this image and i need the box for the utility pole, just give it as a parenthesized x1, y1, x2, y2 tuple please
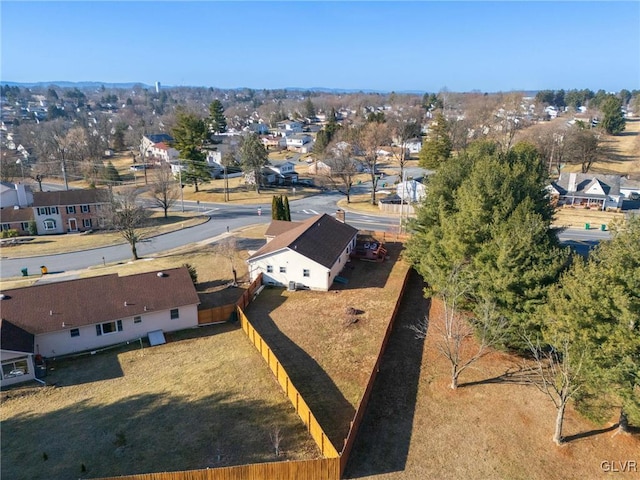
(62, 160, 69, 191)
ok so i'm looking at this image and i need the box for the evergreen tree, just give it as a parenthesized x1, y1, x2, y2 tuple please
(103, 162, 121, 184)
(172, 110, 210, 192)
(272, 195, 282, 220)
(600, 95, 626, 135)
(208, 100, 227, 134)
(240, 134, 269, 193)
(282, 195, 291, 221)
(543, 216, 640, 429)
(419, 112, 452, 169)
(304, 98, 316, 118)
(406, 140, 568, 350)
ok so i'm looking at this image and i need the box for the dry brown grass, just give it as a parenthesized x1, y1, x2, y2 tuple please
(345, 292, 640, 480)
(0, 324, 321, 480)
(244, 241, 411, 447)
(552, 207, 626, 230)
(0, 213, 207, 259)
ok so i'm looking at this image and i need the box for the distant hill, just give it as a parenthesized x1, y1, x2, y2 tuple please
(1, 81, 538, 96)
(1, 81, 150, 89)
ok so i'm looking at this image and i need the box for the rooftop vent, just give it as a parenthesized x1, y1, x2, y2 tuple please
(157, 272, 167, 277)
(0, 294, 8, 300)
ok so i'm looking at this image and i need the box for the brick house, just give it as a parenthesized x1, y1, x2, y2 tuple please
(32, 189, 110, 235)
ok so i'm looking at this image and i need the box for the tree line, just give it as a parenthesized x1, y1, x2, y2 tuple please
(405, 139, 639, 445)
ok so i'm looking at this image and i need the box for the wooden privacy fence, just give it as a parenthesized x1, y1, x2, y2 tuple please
(95, 457, 340, 480)
(197, 274, 264, 325)
(339, 266, 412, 474)
(358, 229, 410, 243)
(237, 306, 341, 460)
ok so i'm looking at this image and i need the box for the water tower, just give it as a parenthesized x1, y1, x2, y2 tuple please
(155, 81, 161, 93)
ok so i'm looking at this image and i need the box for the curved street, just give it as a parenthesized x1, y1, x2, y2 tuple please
(0, 192, 399, 279)
(0, 189, 610, 280)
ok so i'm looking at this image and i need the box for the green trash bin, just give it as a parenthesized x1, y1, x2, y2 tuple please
(21, 268, 28, 277)
(601, 224, 606, 231)
(585, 223, 590, 230)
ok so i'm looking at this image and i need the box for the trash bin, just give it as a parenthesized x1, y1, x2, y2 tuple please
(585, 223, 590, 230)
(21, 268, 28, 277)
(40, 266, 48, 275)
(601, 224, 606, 231)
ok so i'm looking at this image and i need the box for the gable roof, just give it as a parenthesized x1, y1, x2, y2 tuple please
(0, 318, 35, 354)
(0, 267, 199, 335)
(554, 173, 621, 196)
(249, 214, 358, 269)
(32, 189, 110, 207)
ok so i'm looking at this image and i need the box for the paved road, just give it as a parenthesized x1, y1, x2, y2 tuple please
(0, 190, 609, 279)
(0, 192, 397, 279)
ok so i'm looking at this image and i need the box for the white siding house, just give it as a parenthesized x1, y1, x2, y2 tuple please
(0, 267, 200, 368)
(248, 214, 358, 291)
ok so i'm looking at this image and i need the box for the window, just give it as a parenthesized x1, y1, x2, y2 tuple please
(70, 328, 80, 337)
(96, 320, 123, 336)
(21, 222, 30, 231)
(37, 207, 58, 216)
(83, 218, 92, 228)
(81, 205, 90, 213)
(266, 265, 273, 273)
(170, 308, 179, 320)
(66, 206, 76, 214)
(43, 219, 56, 230)
(303, 269, 310, 277)
(279, 266, 286, 273)
(1, 358, 29, 378)
(1, 224, 9, 231)
(134, 316, 142, 324)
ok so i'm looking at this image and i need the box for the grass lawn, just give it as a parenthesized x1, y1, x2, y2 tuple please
(244, 241, 410, 448)
(0, 212, 208, 259)
(344, 285, 640, 480)
(0, 324, 321, 480)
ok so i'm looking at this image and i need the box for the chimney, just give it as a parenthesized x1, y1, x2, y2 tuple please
(336, 209, 346, 223)
(568, 172, 578, 192)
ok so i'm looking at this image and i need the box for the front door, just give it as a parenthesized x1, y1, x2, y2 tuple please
(68, 218, 77, 232)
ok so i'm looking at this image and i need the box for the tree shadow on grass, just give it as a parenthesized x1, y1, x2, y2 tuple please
(457, 364, 542, 388)
(245, 288, 355, 449)
(1, 390, 319, 480)
(344, 269, 427, 478)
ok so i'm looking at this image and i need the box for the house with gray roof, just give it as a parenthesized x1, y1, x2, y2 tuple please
(248, 213, 358, 291)
(0, 267, 200, 385)
(547, 172, 623, 211)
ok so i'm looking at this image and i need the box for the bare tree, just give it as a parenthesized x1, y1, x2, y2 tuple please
(389, 107, 422, 180)
(411, 298, 507, 389)
(322, 137, 359, 203)
(350, 121, 391, 205)
(563, 126, 600, 173)
(269, 425, 283, 457)
(105, 188, 152, 260)
(525, 337, 585, 445)
(212, 237, 240, 286)
(148, 164, 180, 218)
(220, 149, 238, 202)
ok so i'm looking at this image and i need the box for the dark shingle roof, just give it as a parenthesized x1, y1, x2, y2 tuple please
(0, 267, 199, 335)
(265, 220, 303, 238)
(146, 134, 174, 144)
(0, 207, 33, 223)
(0, 318, 35, 353)
(32, 189, 110, 207)
(249, 214, 358, 269)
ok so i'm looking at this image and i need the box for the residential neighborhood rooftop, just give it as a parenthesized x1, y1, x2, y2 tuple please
(0, 267, 199, 335)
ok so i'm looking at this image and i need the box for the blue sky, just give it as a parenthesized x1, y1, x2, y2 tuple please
(2, 1, 639, 92)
